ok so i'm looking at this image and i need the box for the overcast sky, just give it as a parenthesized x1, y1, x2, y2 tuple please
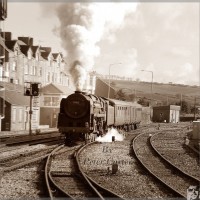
(2, 2, 199, 86)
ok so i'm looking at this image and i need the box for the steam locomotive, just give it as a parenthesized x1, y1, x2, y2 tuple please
(57, 91, 142, 144)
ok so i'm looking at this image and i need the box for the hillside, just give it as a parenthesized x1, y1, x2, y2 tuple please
(103, 79, 200, 106)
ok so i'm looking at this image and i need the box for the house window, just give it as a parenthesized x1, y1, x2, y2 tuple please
(19, 108, 23, 122)
(52, 73, 54, 83)
(29, 65, 32, 75)
(12, 61, 17, 71)
(12, 108, 16, 123)
(44, 97, 51, 106)
(39, 68, 42, 76)
(14, 49, 19, 56)
(44, 97, 60, 107)
(33, 66, 36, 75)
(58, 59, 61, 67)
(52, 97, 59, 106)
(54, 73, 57, 83)
(46, 72, 50, 82)
(27, 51, 32, 60)
(36, 52, 39, 61)
(24, 64, 28, 74)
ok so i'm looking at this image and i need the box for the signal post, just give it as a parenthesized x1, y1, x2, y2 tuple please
(24, 82, 40, 135)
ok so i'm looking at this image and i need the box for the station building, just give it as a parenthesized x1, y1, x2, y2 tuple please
(94, 77, 115, 99)
(152, 105, 180, 123)
(39, 83, 74, 128)
(0, 82, 40, 131)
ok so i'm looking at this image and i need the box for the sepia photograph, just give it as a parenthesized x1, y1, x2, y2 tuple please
(0, 0, 199, 199)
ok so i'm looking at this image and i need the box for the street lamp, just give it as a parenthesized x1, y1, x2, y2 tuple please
(108, 62, 122, 98)
(141, 70, 153, 106)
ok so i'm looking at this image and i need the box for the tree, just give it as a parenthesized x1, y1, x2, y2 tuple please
(176, 100, 191, 114)
(138, 97, 150, 106)
(115, 89, 127, 101)
(128, 93, 135, 101)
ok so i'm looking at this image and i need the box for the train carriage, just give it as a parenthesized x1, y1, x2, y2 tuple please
(108, 99, 141, 130)
(57, 91, 143, 145)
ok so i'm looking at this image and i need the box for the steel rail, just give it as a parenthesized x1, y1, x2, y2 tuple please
(150, 132, 200, 182)
(3, 153, 49, 172)
(76, 141, 126, 199)
(132, 132, 189, 198)
(45, 145, 64, 199)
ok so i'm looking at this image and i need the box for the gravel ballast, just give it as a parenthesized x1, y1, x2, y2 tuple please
(79, 136, 174, 198)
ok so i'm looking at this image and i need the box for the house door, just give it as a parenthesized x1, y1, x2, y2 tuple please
(51, 113, 57, 128)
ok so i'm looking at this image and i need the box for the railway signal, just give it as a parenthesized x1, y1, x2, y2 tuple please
(24, 82, 41, 135)
(24, 82, 40, 96)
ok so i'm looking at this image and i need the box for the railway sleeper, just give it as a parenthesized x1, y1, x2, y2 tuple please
(50, 171, 81, 177)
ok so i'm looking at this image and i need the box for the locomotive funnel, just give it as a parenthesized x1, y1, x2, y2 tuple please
(75, 91, 82, 94)
(75, 90, 87, 95)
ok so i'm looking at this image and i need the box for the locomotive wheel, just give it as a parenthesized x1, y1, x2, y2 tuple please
(134, 124, 137, 129)
(85, 133, 91, 144)
(64, 133, 74, 146)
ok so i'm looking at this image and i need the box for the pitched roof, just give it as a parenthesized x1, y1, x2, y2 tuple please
(20, 45, 31, 56)
(54, 84, 74, 96)
(40, 51, 50, 60)
(31, 46, 39, 53)
(5, 40, 18, 51)
(0, 37, 10, 52)
(0, 90, 29, 106)
(96, 77, 115, 90)
(17, 40, 27, 45)
(40, 83, 74, 96)
(52, 53, 59, 60)
(40, 47, 52, 60)
(0, 82, 29, 106)
(40, 47, 51, 53)
(31, 46, 40, 58)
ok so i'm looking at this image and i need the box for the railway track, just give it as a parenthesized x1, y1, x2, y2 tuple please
(45, 143, 124, 199)
(2, 132, 64, 146)
(0, 151, 51, 173)
(0, 145, 58, 172)
(150, 131, 200, 181)
(132, 131, 199, 198)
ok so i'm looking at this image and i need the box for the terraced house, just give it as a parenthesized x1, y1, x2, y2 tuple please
(0, 31, 74, 131)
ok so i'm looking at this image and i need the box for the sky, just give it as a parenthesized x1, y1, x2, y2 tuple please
(1, 1, 199, 86)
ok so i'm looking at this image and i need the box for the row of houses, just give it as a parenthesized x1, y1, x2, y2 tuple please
(0, 31, 77, 131)
(0, 32, 70, 86)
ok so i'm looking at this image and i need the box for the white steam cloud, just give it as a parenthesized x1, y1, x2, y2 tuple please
(54, 2, 137, 90)
(96, 128, 124, 143)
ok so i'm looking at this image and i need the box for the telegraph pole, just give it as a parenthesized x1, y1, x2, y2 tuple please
(194, 96, 196, 121)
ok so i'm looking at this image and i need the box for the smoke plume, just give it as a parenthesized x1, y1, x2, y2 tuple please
(54, 2, 137, 90)
(96, 128, 124, 143)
